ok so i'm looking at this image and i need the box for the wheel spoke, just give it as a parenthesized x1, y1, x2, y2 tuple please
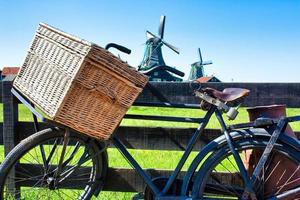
(59, 150, 91, 181)
(55, 130, 70, 179)
(45, 139, 58, 168)
(61, 142, 81, 168)
(276, 166, 300, 194)
(209, 170, 241, 197)
(39, 144, 48, 170)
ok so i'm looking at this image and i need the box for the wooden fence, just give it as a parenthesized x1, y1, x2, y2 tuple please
(1, 75, 300, 192)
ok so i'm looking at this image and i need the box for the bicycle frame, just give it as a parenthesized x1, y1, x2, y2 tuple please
(11, 87, 300, 199)
(113, 106, 215, 198)
(113, 106, 268, 199)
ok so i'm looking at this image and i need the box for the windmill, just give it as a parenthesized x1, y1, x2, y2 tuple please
(138, 15, 184, 82)
(188, 48, 214, 80)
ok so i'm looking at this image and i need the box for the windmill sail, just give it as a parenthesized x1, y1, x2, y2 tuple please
(138, 15, 183, 82)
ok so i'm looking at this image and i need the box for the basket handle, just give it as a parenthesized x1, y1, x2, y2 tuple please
(89, 84, 119, 103)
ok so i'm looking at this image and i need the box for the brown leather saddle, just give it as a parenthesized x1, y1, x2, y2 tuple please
(202, 87, 250, 102)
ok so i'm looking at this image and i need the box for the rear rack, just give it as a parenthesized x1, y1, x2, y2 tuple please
(229, 116, 300, 131)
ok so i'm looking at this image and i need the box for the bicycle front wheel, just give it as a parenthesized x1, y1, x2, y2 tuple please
(192, 137, 300, 199)
(0, 127, 107, 200)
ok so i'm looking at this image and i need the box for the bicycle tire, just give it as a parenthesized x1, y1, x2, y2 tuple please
(191, 137, 300, 199)
(0, 127, 108, 200)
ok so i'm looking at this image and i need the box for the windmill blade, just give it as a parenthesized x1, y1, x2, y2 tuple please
(146, 31, 154, 39)
(146, 30, 158, 39)
(163, 40, 180, 54)
(158, 15, 166, 39)
(192, 61, 202, 67)
(146, 30, 180, 54)
(202, 60, 213, 65)
(198, 48, 203, 64)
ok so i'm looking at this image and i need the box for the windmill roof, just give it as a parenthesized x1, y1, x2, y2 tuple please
(196, 76, 214, 83)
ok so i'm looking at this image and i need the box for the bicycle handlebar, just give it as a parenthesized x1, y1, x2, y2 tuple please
(105, 43, 131, 55)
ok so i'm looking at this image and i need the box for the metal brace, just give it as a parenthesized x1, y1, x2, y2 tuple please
(195, 91, 229, 111)
(195, 91, 239, 120)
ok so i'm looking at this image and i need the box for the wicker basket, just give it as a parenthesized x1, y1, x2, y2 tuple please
(13, 23, 148, 140)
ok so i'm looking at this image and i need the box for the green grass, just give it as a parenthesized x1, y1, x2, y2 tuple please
(0, 146, 4, 162)
(1, 104, 300, 199)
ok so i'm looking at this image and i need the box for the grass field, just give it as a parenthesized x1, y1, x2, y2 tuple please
(1, 104, 300, 199)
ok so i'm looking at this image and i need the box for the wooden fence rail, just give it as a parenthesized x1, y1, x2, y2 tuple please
(1, 75, 300, 192)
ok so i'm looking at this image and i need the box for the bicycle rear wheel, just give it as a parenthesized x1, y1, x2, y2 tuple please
(192, 137, 300, 199)
(0, 128, 107, 200)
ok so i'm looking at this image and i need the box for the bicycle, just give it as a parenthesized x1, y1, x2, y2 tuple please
(0, 45, 299, 200)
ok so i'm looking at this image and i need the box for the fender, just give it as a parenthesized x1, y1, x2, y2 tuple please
(180, 128, 300, 195)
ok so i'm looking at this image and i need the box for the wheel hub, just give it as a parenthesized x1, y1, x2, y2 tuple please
(45, 176, 56, 190)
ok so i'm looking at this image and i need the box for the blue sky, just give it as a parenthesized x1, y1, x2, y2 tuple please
(0, 0, 299, 82)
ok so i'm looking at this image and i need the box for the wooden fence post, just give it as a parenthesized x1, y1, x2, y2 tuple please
(2, 75, 18, 156)
(2, 75, 19, 195)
